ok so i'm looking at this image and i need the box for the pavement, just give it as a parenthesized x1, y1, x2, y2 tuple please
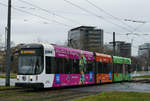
(131, 71, 150, 76)
(0, 78, 17, 86)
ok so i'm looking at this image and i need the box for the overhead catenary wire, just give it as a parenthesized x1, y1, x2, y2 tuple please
(105, 31, 150, 36)
(0, 1, 145, 36)
(105, 31, 150, 46)
(133, 23, 147, 32)
(18, 0, 82, 25)
(63, 0, 150, 51)
(124, 19, 147, 24)
(63, 0, 133, 32)
(85, 0, 136, 32)
(0, 2, 73, 27)
(65, 0, 147, 36)
(1, 1, 149, 46)
(49, 10, 92, 16)
(15, 0, 149, 35)
(105, 32, 125, 35)
(19, 0, 136, 32)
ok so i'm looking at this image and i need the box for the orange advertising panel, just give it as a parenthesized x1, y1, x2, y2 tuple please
(96, 53, 112, 63)
(21, 50, 35, 54)
(96, 73, 112, 83)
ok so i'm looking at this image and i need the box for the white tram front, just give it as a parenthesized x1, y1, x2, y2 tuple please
(15, 43, 55, 88)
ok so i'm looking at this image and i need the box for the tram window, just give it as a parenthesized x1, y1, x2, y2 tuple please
(118, 64, 120, 73)
(55, 58, 64, 74)
(46, 57, 57, 74)
(46, 57, 51, 74)
(97, 62, 103, 73)
(103, 63, 106, 73)
(64, 58, 72, 74)
(107, 63, 113, 73)
(72, 59, 79, 74)
(116, 64, 119, 73)
(86, 61, 93, 73)
(125, 65, 130, 73)
(51, 57, 57, 73)
(128, 65, 130, 73)
(118, 64, 123, 73)
(70, 59, 73, 73)
(121, 64, 123, 73)
(102, 63, 106, 73)
(125, 64, 128, 73)
(116, 64, 118, 73)
(114, 64, 117, 73)
(115, 64, 119, 73)
(103, 63, 112, 73)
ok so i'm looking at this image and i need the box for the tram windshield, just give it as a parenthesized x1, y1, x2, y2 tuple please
(18, 56, 43, 75)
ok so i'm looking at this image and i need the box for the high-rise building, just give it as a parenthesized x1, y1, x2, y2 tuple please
(68, 26, 103, 52)
(138, 43, 150, 71)
(105, 41, 131, 57)
(138, 43, 150, 57)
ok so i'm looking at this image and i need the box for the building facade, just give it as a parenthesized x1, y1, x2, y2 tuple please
(105, 41, 131, 57)
(138, 43, 150, 71)
(68, 26, 103, 52)
(138, 43, 150, 57)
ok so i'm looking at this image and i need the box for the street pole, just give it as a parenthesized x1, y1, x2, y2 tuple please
(6, 0, 11, 86)
(5, 27, 8, 51)
(112, 32, 116, 81)
(113, 32, 116, 56)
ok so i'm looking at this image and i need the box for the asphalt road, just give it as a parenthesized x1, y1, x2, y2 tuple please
(68, 82, 150, 93)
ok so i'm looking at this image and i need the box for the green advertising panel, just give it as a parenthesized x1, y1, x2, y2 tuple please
(125, 73, 131, 81)
(114, 73, 123, 82)
(124, 58, 131, 64)
(114, 73, 131, 82)
(113, 56, 131, 64)
(113, 56, 124, 64)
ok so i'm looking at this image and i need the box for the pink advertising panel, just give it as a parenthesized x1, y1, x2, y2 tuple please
(52, 73, 95, 87)
(54, 45, 94, 61)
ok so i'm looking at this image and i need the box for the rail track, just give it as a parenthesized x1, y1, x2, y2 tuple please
(0, 87, 98, 101)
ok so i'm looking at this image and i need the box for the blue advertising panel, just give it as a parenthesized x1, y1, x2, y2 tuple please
(56, 74, 60, 84)
(89, 72, 93, 81)
(109, 72, 111, 80)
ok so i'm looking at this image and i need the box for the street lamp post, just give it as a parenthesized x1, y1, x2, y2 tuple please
(112, 32, 116, 81)
(6, 0, 11, 86)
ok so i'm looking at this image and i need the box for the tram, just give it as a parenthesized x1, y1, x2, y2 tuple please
(15, 43, 131, 88)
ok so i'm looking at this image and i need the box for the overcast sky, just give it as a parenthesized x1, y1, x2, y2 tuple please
(0, 0, 150, 56)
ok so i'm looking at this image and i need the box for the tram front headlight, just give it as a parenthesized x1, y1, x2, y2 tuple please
(30, 76, 33, 81)
(17, 75, 19, 80)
